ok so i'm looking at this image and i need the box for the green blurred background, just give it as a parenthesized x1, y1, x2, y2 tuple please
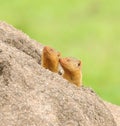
(0, 0, 120, 105)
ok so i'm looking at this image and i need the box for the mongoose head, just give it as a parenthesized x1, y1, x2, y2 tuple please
(59, 57, 82, 86)
(59, 57, 81, 73)
(42, 46, 61, 72)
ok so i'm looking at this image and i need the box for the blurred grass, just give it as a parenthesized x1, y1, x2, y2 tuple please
(0, 0, 120, 105)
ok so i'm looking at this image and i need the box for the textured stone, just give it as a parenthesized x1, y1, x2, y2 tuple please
(0, 21, 117, 126)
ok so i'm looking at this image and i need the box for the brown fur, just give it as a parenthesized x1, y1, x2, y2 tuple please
(59, 57, 82, 87)
(41, 46, 60, 72)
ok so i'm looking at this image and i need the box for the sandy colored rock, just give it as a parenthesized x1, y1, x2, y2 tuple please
(0, 21, 43, 64)
(105, 101, 120, 126)
(0, 21, 117, 126)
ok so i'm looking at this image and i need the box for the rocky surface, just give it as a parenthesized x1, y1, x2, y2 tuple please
(105, 102, 120, 126)
(0, 21, 43, 64)
(0, 21, 118, 126)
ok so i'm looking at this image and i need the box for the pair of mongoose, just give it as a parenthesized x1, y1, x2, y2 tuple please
(41, 46, 82, 87)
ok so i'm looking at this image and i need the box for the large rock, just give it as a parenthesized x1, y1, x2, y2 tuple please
(0, 21, 43, 64)
(0, 21, 116, 126)
(105, 101, 120, 126)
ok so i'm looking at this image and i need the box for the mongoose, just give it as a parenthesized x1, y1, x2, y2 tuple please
(59, 57, 82, 87)
(41, 46, 61, 72)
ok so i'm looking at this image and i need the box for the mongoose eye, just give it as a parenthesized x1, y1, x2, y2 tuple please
(66, 59, 70, 62)
(50, 48, 53, 51)
(78, 62, 81, 66)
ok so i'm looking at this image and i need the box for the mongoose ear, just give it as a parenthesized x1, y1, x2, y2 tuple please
(57, 52, 61, 57)
(43, 46, 49, 50)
